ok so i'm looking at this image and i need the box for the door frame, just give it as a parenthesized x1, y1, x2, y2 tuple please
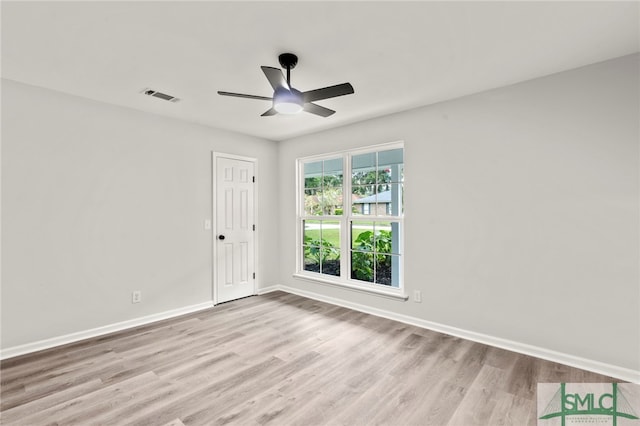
(212, 152, 258, 305)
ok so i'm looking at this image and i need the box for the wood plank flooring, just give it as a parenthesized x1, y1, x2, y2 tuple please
(0, 291, 621, 425)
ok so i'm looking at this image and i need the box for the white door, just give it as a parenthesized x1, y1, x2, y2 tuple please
(215, 155, 256, 303)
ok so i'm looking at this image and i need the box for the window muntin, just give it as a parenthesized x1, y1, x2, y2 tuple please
(298, 144, 403, 290)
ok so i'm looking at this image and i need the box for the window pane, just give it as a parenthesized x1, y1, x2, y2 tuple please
(378, 149, 403, 185)
(352, 185, 375, 215)
(352, 169, 377, 185)
(304, 177, 321, 190)
(376, 183, 391, 194)
(377, 167, 392, 185)
(304, 220, 340, 276)
(319, 188, 343, 216)
(322, 175, 343, 188)
(304, 251, 320, 272)
(375, 183, 403, 216)
(379, 203, 392, 216)
(352, 184, 375, 197)
(374, 254, 393, 285)
(304, 161, 323, 175)
(323, 158, 343, 187)
(352, 152, 376, 172)
(320, 221, 340, 251)
(321, 248, 340, 276)
(351, 222, 375, 251)
(374, 222, 402, 255)
(320, 221, 340, 276)
(352, 152, 377, 186)
(304, 161, 323, 189)
(303, 220, 321, 245)
(373, 222, 392, 254)
(377, 190, 390, 215)
(351, 251, 374, 282)
(303, 220, 320, 273)
(304, 190, 322, 215)
(378, 148, 403, 169)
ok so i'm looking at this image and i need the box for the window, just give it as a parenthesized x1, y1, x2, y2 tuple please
(297, 143, 404, 294)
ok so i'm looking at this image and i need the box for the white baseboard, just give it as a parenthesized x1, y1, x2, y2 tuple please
(260, 284, 640, 383)
(0, 301, 214, 360)
(257, 285, 282, 295)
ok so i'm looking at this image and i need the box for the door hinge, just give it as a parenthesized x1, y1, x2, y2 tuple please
(252, 176, 255, 183)
(253, 224, 256, 231)
(253, 272, 256, 279)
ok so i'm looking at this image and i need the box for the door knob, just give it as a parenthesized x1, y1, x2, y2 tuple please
(218, 235, 225, 240)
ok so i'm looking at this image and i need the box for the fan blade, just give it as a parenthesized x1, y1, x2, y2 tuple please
(261, 66, 290, 91)
(302, 83, 354, 103)
(218, 91, 272, 101)
(304, 103, 335, 117)
(261, 107, 278, 117)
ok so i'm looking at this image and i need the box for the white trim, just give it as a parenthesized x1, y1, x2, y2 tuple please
(0, 301, 214, 360)
(293, 273, 408, 301)
(212, 152, 257, 163)
(257, 285, 282, 295)
(297, 140, 405, 162)
(212, 152, 258, 304)
(260, 284, 640, 383)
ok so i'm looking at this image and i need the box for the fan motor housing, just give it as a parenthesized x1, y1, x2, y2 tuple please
(279, 53, 298, 70)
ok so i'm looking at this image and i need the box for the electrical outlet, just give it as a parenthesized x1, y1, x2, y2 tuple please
(132, 290, 142, 304)
(413, 290, 422, 303)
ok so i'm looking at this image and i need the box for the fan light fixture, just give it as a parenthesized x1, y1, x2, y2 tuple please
(273, 89, 303, 114)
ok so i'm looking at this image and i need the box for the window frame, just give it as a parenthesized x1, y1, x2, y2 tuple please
(295, 141, 406, 300)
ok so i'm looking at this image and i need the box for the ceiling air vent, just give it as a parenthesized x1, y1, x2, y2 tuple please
(142, 88, 180, 103)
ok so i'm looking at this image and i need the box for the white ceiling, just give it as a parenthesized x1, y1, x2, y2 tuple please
(2, 1, 638, 141)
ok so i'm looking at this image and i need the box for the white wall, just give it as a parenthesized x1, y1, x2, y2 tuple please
(278, 54, 639, 372)
(1, 79, 279, 349)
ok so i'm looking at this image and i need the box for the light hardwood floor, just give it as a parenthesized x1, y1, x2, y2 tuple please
(1, 291, 621, 425)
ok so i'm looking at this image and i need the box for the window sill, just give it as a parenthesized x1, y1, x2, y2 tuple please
(292, 273, 408, 301)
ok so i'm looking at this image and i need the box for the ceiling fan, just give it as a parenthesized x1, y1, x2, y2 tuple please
(218, 53, 354, 117)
